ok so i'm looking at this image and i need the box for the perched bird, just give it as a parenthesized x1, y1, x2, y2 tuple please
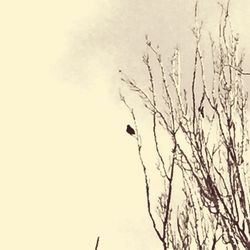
(126, 125, 135, 136)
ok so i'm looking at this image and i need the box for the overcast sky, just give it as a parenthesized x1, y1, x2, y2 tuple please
(0, 1, 250, 250)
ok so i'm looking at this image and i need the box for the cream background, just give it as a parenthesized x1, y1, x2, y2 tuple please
(0, 1, 249, 250)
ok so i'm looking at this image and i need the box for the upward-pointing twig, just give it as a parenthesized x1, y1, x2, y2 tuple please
(95, 236, 100, 250)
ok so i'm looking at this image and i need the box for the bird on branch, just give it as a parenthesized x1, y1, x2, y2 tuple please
(126, 125, 135, 136)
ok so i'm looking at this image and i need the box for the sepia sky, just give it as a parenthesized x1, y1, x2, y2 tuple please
(0, 1, 250, 250)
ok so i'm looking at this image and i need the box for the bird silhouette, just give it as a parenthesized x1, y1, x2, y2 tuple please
(126, 125, 135, 136)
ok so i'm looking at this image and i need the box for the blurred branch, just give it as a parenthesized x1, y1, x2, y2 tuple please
(95, 236, 100, 250)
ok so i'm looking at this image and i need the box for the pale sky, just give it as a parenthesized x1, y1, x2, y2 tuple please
(0, 1, 250, 250)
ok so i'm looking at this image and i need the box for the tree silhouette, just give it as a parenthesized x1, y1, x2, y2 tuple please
(121, 1, 250, 249)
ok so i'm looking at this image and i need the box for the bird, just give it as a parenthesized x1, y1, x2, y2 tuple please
(126, 125, 135, 136)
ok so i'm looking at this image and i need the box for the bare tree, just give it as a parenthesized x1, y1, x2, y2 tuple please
(120, 1, 250, 249)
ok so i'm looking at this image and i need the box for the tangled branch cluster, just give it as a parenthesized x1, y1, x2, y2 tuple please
(120, 1, 250, 249)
